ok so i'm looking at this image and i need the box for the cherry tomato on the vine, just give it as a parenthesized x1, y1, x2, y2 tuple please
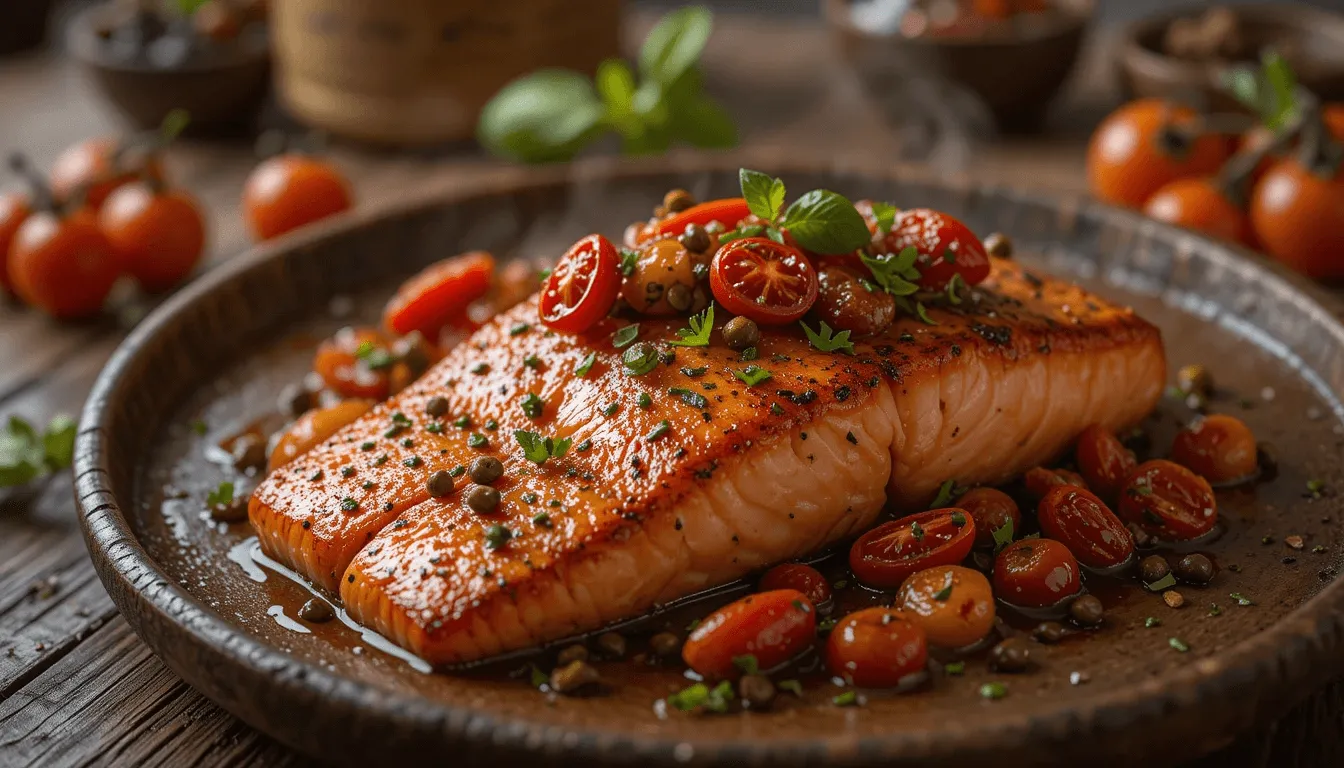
(992, 538, 1082, 609)
(849, 508, 976, 589)
(1143, 177, 1255, 247)
(652, 198, 751, 240)
(1118, 459, 1218, 541)
(709, 237, 818, 325)
(1074, 424, 1137, 499)
(1249, 154, 1344, 280)
(759, 563, 832, 607)
(1087, 99, 1231, 209)
(826, 607, 928, 688)
(1037, 486, 1135, 570)
(538, 234, 622, 334)
(243, 154, 352, 241)
(9, 208, 119, 320)
(99, 182, 206, 293)
(1170, 414, 1258, 485)
(383, 251, 495, 338)
(681, 589, 817, 679)
(897, 565, 996, 649)
(0, 193, 31, 294)
(50, 136, 165, 210)
(875, 208, 991, 290)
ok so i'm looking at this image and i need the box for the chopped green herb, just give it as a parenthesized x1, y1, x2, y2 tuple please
(638, 392, 653, 409)
(732, 654, 759, 675)
(739, 346, 758, 362)
(913, 300, 938, 326)
(832, 690, 859, 707)
(1144, 616, 1161, 628)
(484, 419, 499, 431)
(575, 351, 597, 377)
(777, 679, 803, 696)
(669, 305, 714, 347)
(425, 422, 444, 434)
(523, 354, 541, 369)
(680, 366, 708, 378)
(800, 320, 855, 355)
(340, 497, 358, 511)
(484, 524, 512, 550)
(950, 510, 967, 527)
(944, 661, 965, 675)
(309, 470, 324, 482)
(1169, 637, 1190, 653)
(359, 441, 375, 451)
(1208, 603, 1222, 617)
(449, 465, 466, 477)
(532, 512, 553, 528)
(612, 324, 640, 349)
(509, 322, 531, 337)
(575, 439, 593, 452)
(454, 416, 471, 429)
(930, 479, 963, 508)
(861, 246, 921, 297)
(1230, 592, 1254, 606)
(667, 680, 735, 714)
(467, 433, 488, 449)
(770, 403, 785, 416)
(645, 420, 672, 442)
(979, 682, 1007, 700)
(470, 362, 489, 375)
(619, 248, 640, 276)
(514, 430, 573, 464)
(733, 365, 772, 387)
(869, 201, 897, 235)
(190, 420, 208, 436)
(356, 342, 395, 371)
(816, 617, 838, 634)
(520, 393, 544, 419)
(932, 572, 953, 601)
(668, 387, 708, 409)
(1146, 573, 1177, 592)
(341, 466, 356, 478)
(206, 481, 234, 506)
(530, 665, 548, 689)
(946, 273, 966, 305)
(403, 456, 422, 468)
(623, 344, 660, 376)
(601, 403, 619, 417)
(992, 517, 1015, 552)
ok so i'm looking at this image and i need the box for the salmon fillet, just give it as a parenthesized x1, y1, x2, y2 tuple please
(249, 260, 1165, 665)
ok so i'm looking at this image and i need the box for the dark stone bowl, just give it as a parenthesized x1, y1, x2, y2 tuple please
(74, 157, 1344, 766)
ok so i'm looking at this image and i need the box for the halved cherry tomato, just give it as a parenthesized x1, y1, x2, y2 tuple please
(1119, 459, 1218, 540)
(825, 607, 927, 688)
(992, 538, 1082, 609)
(1171, 414, 1258, 484)
(1037, 486, 1134, 570)
(897, 565, 996, 649)
(849, 508, 976, 589)
(709, 237, 818, 325)
(759, 563, 832, 607)
(1024, 466, 1087, 499)
(872, 208, 991, 290)
(956, 487, 1020, 549)
(0, 193, 31, 294)
(9, 208, 120, 320)
(1074, 424, 1137, 499)
(313, 327, 394, 400)
(383, 251, 495, 338)
(652, 198, 750, 240)
(538, 234, 621, 334)
(681, 589, 816, 679)
(268, 398, 375, 471)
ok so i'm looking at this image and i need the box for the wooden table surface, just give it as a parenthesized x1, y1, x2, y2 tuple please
(1, 10, 1340, 767)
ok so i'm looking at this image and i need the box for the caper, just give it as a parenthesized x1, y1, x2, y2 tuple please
(679, 223, 711, 254)
(1173, 553, 1215, 584)
(1069, 594, 1105, 626)
(298, 598, 334, 623)
(983, 232, 1013, 259)
(465, 485, 500, 514)
(1139, 554, 1170, 583)
(990, 637, 1033, 672)
(425, 395, 449, 419)
(549, 660, 600, 695)
(1032, 621, 1066, 644)
(666, 283, 693, 312)
(469, 456, 504, 485)
(427, 470, 455, 498)
(649, 632, 681, 658)
(663, 189, 695, 213)
(556, 644, 589, 666)
(231, 434, 267, 473)
(595, 632, 627, 659)
(278, 382, 313, 418)
(723, 316, 760, 351)
(739, 674, 775, 709)
(1177, 364, 1212, 397)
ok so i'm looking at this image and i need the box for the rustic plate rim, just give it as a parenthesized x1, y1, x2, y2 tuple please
(74, 155, 1344, 765)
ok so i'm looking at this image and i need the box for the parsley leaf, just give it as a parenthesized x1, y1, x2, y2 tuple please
(669, 305, 714, 347)
(739, 168, 786, 221)
(800, 320, 855, 355)
(780, 189, 871, 255)
(612, 324, 640, 348)
(514, 430, 573, 465)
(667, 680, 735, 714)
(861, 246, 921, 296)
(575, 351, 597, 377)
(1, 414, 77, 487)
(619, 248, 640, 276)
(992, 517, 1015, 552)
(930, 479, 963, 508)
(732, 365, 772, 386)
(206, 481, 235, 507)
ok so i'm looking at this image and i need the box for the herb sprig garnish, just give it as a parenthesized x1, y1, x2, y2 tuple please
(730, 169, 872, 256)
(732, 365, 772, 387)
(669, 305, 714, 347)
(0, 414, 76, 488)
(800, 321, 855, 355)
(514, 430, 573, 465)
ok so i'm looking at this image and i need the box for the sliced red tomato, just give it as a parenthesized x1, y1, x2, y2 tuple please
(681, 589, 817, 678)
(874, 208, 991, 290)
(710, 237, 819, 325)
(652, 197, 750, 240)
(382, 251, 494, 338)
(538, 234, 621, 333)
(849, 508, 976, 589)
(313, 327, 393, 400)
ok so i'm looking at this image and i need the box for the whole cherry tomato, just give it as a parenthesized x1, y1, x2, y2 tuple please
(1037, 486, 1134, 570)
(759, 563, 832, 607)
(956, 487, 1020, 549)
(1118, 459, 1217, 541)
(1074, 424, 1137, 499)
(243, 154, 353, 241)
(9, 208, 119, 320)
(0, 193, 31, 294)
(99, 181, 206, 293)
(825, 607, 928, 688)
(992, 538, 1082, 609)
(1024, 466, 1087, 499)
(313, 327, 395, 400)
(1249, 152, 1344, 280)
(872, 208, 991, 290)
(710, 237, 818, 325)
(681, 589, 816, 679)
(49, 136, 165, 210)
(849, 508, 976, 589)
(1325, 104, 1344, 144)
(383, 251, 495, 338)
(268, 398, 375, 471)
(1170, 414, 1258, 485)
(1087, 99, 1231, 208)
(897, 565, 996, 649)
(652, 198, 751, 240)
(538, 234, 622, 334)
(1143, 177, 1254, 247)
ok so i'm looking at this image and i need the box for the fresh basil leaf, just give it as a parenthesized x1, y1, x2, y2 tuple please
(0, 419, 43, 488)
(596, 58, 636, 117)
(639, 5, 713, 88)
(43, 415, 76, 469)
(782, 189, 872, 255)
(477, 69, 605, 163)
(869, 201, 897, 235)
(1261, 49, 1298, 130)
(739, 168, 785, 221)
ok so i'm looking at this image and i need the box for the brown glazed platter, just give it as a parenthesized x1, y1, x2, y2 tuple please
(75, 157, 1344, 767)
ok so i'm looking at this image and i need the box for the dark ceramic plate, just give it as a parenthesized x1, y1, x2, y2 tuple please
(76, 159, 1344, 767)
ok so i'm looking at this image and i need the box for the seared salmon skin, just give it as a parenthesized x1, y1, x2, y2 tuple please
(249, 259, 1164, 664)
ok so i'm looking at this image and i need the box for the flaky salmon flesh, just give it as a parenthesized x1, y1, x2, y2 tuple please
(249, 259, 1164, 665)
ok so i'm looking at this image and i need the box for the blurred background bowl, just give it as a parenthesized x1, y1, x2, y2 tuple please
(1119, 2, 1344, 111)
(823, 0, 1094, 134)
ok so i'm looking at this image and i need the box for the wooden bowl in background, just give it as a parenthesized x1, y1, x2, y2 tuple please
(271, 0, 622, 147)
(1118, 3, 1344, 111)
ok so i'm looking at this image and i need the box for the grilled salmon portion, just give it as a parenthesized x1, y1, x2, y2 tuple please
(249, 260, 1164, 663)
